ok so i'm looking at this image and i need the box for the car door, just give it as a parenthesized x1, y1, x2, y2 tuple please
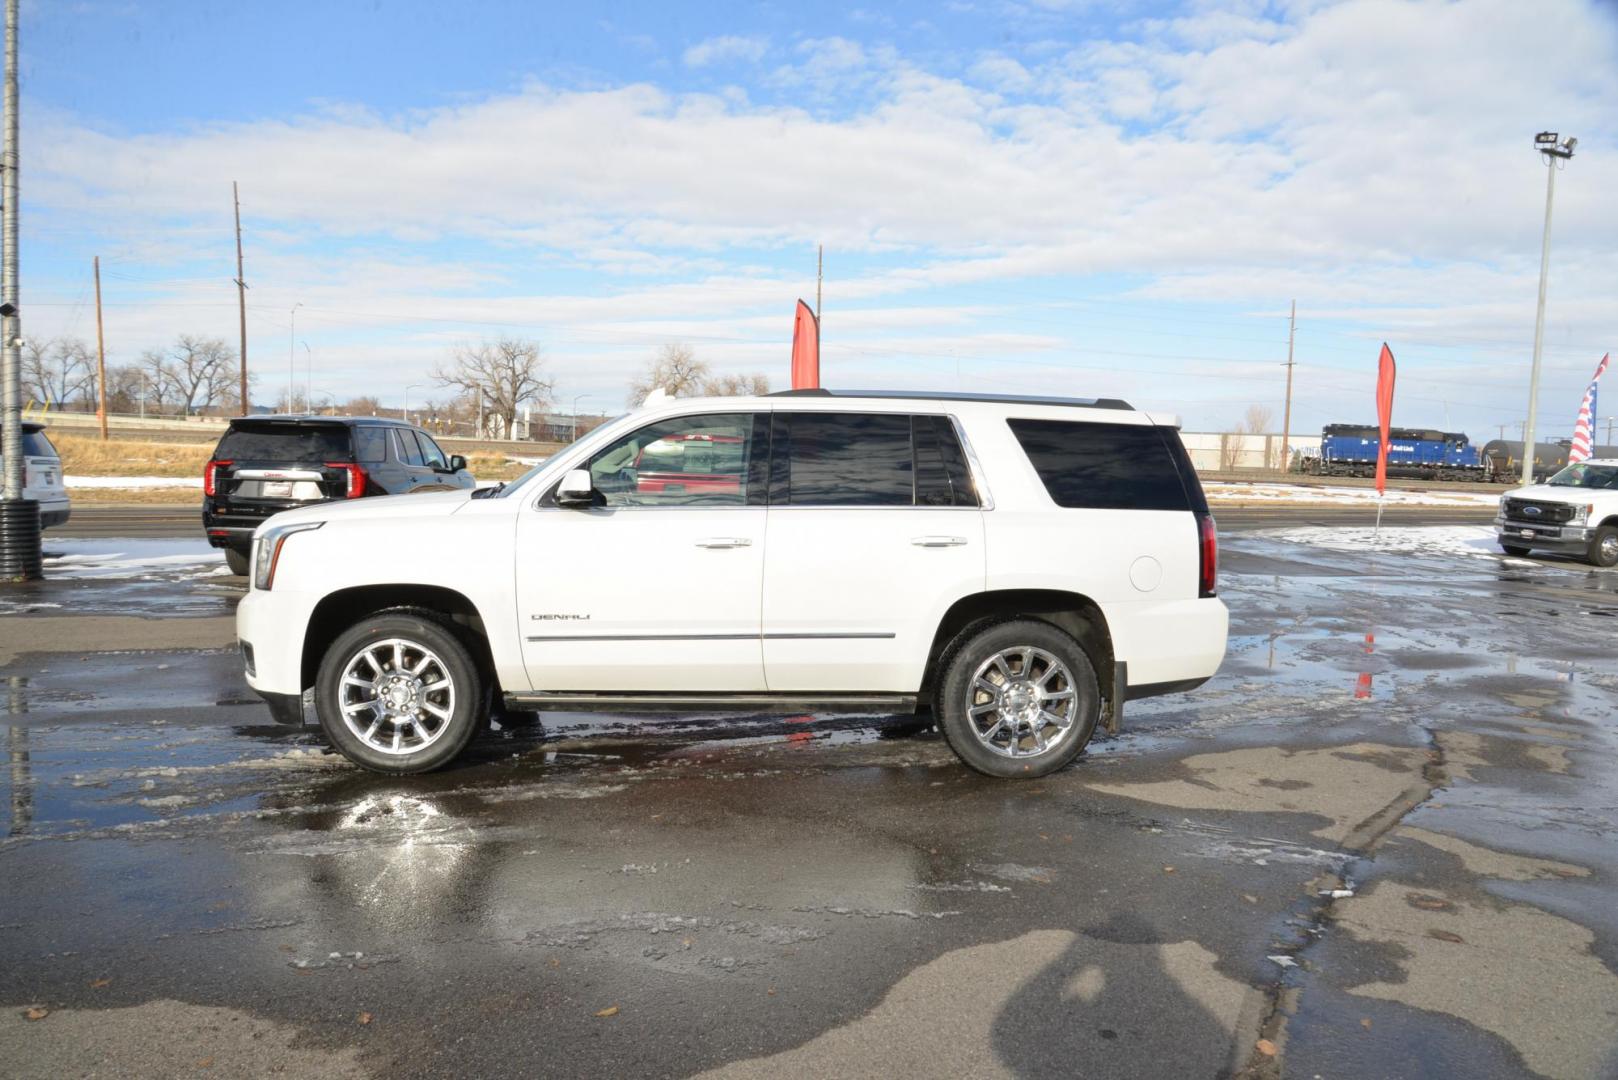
(392, 428, 432, 493)
(761, 411, 985, 693)
(515, 410, 769, 692)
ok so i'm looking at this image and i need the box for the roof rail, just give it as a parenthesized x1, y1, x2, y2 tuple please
(766, 389, 1133, 410)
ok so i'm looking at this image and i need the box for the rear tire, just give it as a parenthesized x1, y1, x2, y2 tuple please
(224, 547, 250, 576)
(314, 611, 483, 774)
(936, 619, 1100, 779)
(1587, 526, 1618, 569)
(1500, 544, 1531, 558)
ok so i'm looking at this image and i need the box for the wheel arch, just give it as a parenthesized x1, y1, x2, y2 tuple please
(919, 588, 1115, 701)
(302, 584, 496, 692)
(1597, 515, 1618, 530)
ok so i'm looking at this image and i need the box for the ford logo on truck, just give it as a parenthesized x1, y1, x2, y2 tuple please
(1523, 506, 1542, 517)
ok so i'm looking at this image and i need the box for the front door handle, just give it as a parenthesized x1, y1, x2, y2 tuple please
(695, 537, 753, 548)
(911, 535, 968, 547)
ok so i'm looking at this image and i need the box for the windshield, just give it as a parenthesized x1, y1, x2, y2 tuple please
(216, 424, 352, 463)
(1547, 463, 1618, 489)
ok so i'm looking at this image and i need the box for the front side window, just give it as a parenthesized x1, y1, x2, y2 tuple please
(416, 431, 449, 470)
(586, 413, 755, 507)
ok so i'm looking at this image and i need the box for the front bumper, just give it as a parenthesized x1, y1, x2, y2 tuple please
(1496, 517, 1592, 553)
(237, 585, 319, 699)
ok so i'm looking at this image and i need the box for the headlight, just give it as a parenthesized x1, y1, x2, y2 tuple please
(252, 521, 323, 591)
(1571, 504, 1592, 524)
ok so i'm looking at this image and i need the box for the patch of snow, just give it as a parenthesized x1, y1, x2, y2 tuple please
(1206, 482, 1499, 507)
(1255, 525, 1522, 562)
(43, 538, 224, 579)
(65, 475, 201, 489)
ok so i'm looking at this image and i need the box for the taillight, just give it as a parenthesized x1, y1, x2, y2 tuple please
(203, 459, 232, 497)
(326, 462, 367, 499)
(1196, 512, 1218, 598)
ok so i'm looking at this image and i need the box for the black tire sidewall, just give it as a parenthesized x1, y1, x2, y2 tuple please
(1589, 526, 1618, 568)
(1500, 545, 1530, 557)
(314, 612, 483, 774)
(937, 619, 1100, 779)
(224, 547, 251, 576)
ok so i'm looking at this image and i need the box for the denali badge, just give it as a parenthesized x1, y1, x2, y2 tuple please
(530, 613, 591, 621)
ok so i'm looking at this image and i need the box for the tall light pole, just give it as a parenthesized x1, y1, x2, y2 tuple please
(571, 393, 593, 442)
(0, 0, 37, 581)
(287, 302, 302, 413)
(404, 383, 423, 426)
(1520, 131, 1576, 485)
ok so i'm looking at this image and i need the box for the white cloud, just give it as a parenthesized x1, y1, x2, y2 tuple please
(682, 35, 768, 68)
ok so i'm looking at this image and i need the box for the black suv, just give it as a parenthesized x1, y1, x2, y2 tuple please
(203, 416, 477, 574)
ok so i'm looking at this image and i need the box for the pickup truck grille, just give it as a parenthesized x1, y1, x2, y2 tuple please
(1502, 498, 1576, 524)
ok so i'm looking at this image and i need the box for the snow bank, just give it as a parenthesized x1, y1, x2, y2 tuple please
(1254, 525, 1531, 563)
(66, 475, 202, 489)
(44, 538, 225, 579)
(1205, 482, 1499, 507)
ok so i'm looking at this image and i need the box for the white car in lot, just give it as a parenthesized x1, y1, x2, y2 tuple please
(5, 421, 70, 528)
(237, 390, 1229, 776)
(1496, 458, 1618, 566)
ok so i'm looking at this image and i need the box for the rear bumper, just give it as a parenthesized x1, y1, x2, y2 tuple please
(37, 499, 70, 529)
(1496, 518, 1592, 553)
(1109, 596, 1229, 689)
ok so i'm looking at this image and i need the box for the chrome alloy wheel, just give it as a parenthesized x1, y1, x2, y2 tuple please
(337, 638, 457, 756)
(965, 646, 1079, 759)
(1601, 533, 1618, 564)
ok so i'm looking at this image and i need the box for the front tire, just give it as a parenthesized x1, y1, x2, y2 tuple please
(1500, 544, 1531, 558)
(224, 547, 250, 576)
(314, 611, 483, 773)
(936, 620, 1101, 779)
(1587, 526, 1618, 568)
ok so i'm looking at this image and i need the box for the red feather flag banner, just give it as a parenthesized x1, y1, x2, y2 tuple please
(1374, 343, 1397, 497)
(790, 299, 820, 390)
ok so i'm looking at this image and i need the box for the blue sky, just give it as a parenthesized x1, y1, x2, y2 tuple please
(19, 0, 1618, 437)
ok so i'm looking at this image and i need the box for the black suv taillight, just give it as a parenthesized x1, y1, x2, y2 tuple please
(1196, 512, 1218, 598)
(326, 462, 367, 498)
(203, 458, 232, 497)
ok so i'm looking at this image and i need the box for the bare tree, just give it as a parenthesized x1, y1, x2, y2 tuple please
(343, 395, 382, 417)
(701, 372, 771, 397)
(21, 337, 96, 408)
(1218, 431, 1241, 471)
(104, 363, 144, 413)
(1238, 404, 1276, 469)
(432, 338, 554, 439)
(628, 343, 711, 406)
(136, 349, 176, 415)
(159, 335, 237, 415)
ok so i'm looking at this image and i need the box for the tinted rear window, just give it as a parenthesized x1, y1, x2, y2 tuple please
(215, 424, 351, 463)
(352, 427, 389, 464)
(779, 412, 913, 506)
(20, 429, 56, 457)
(1007, 419, 1198, 512)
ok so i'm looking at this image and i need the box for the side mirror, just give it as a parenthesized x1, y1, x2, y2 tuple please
(555, 468, 597, 508)
(448, 454, 467, 473)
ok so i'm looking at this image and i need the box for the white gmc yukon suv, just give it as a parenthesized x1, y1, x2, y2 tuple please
(237, 390, 1228, 777)
(1496, 458, 1618, 567)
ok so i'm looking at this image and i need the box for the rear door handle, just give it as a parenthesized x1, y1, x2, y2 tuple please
(695, 537, 753, 548)
(911, 535, 968, 547)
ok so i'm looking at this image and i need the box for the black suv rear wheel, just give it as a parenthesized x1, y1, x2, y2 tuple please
(936, 619, 1100, 778)
(314, 611, 483, 773)
(224, 548, 250, 576)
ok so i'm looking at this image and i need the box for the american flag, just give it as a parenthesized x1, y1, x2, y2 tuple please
(1568, 353, 1611, 464)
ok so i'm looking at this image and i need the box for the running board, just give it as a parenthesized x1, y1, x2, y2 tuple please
(505, 691, 918, 713)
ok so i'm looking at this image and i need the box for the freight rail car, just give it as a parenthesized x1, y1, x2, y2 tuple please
(1305, 424, 1486, 480)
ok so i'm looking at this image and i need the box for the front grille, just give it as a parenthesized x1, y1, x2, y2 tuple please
(1503, 498, 1575, 524)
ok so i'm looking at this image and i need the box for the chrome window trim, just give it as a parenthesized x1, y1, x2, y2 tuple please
(948, 413, 995, 511)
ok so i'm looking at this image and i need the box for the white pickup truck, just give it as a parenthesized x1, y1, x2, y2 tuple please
(1496, 458, 1618, 567)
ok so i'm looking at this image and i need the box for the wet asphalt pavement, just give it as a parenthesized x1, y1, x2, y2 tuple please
(2, 521, 1617, 1078)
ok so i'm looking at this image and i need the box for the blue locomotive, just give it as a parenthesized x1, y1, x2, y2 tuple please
(1307, 424, 1486, 480)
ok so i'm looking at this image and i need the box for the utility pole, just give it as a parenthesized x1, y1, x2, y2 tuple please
(1279, 299, 1296, 473)
(233, 182, 249, 416)
(816, 244, 823, 322)
(93, 256, 107, 440)
(1497, 424, 1507, 442)
(1604, 416, 1616, 445)
(0, 0, 38, 581)
(287, 302, 301, 413)
(1520, 132, 1576, 486)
